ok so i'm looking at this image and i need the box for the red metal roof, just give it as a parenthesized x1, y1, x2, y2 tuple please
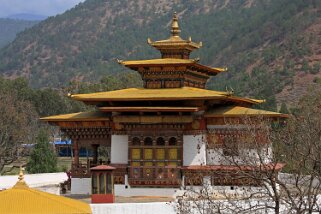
(90, 165, 116, 171)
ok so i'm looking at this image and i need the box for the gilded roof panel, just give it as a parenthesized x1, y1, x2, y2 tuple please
(205, 106, 288, 118)
(70, 87, 263, 104)
(40, 111, 109, 122)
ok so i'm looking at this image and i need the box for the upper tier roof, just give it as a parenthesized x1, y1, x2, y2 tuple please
(119, 58, 226, 75)
(147, 12, 202, 53)
(70, 87, 264, 104)
(148, 34, 202, 51)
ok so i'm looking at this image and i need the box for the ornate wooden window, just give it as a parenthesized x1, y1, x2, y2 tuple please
(128, 135, 182, 186)
(144, 137, 153, 146)
(132, 137, 141, 146)
(169, 137, 177, 146)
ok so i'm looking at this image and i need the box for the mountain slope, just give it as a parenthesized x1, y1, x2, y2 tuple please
(0, 0, 320, 110)
(0, 18, 38, 48)
(7, 14, 47, 21)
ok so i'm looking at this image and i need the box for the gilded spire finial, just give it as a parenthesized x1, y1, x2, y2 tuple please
(13, 165, 28, 188)
(18, 166, 25, 182)
(171, 12, 181, 37)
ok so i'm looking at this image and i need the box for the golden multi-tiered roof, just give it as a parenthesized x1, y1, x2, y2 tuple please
(42, 13, 286, 125)
(119, 12, 226, 89)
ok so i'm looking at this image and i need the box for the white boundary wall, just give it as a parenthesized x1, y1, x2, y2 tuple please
(183, 135, 207, 166)
(114, 184, 180, 197)
(91, 202, 176, 214)
(111, 135, 128, 164)
(71, 177, 91, 195)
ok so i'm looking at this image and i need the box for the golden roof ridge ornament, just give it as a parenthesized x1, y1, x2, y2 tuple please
(171, 12, 181, 37)
(14, 166, 28, 188)
(18, 166, 24, 182)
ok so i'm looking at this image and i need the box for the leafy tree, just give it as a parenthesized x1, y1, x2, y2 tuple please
(0, 92, 38, 174)
(26, 129, 58, 173)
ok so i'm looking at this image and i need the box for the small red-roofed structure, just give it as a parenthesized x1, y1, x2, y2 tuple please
(91, 165, 116, 203)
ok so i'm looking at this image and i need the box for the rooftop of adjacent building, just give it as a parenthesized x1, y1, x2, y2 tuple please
(0, 168, 92, 214)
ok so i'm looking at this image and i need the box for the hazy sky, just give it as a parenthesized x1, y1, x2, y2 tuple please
(0, 0, 85, 18)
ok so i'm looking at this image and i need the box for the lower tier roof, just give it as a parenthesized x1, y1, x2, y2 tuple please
(205, 106, 288, 118)
(40, 111, 109, 122)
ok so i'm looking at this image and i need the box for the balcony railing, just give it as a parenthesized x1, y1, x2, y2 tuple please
(128, 166, 182, 186)
(71, 163, 90, 178)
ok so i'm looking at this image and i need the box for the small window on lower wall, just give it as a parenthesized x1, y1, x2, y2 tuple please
(222, 135, 239, 156)
(92, 174, 98, 194)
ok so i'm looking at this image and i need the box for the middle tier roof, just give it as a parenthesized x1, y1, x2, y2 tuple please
(71, 87, 263, 105)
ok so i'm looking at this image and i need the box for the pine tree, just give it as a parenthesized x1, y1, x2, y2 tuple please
(26, 129, 57, 173)
(279, 102, 289, 114)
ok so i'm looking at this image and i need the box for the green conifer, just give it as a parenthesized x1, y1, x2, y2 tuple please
(26, 129, 57, 173)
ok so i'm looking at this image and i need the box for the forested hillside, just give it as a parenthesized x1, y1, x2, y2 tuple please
(0, 0, 320, 111)
(0, 18, 38, 48)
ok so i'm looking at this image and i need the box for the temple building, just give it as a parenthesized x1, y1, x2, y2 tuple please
(42, 13, 286, 196)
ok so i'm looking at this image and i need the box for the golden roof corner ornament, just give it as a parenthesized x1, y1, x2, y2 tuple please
(116, 59, 124, 64)
(147, 38, 152, 44)
(225, 86, 234, 96)
(171, 12, 181, 37)
(188, 36, 192, 42)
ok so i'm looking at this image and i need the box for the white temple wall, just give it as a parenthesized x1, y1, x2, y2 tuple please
(111, 135, 128, 164)
(183, 134, 206, 166)
(206, 145, 273, 165)
(71, 178, 91, 195)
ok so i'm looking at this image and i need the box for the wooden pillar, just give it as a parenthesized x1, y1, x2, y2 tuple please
(73, 140, 79, 166)
(92, 144, 99, 165)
